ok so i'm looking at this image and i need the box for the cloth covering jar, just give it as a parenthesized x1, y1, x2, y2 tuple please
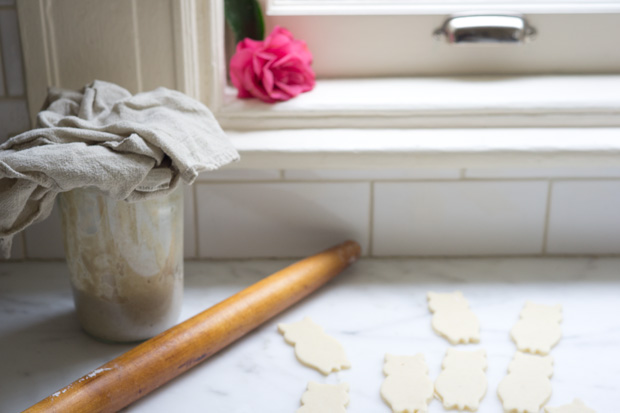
(58, 186, 183, 342)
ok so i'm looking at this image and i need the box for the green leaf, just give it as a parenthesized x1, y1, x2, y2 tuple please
(224, 0, 265, 43)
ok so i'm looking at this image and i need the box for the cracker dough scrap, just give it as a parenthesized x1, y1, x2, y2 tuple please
(427, 291, 480, 344)
(297, 381, 349, 413)
(381, 353, 434, 413)
(435, 348, 487, 411)
(278, 317, 351, 375)
(511, 302, 562, 355)
(497, 352, 554, 413)
(545, 399, 596, 413)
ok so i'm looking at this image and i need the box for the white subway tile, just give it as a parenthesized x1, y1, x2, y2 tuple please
(284, 168, 461, 181)
(24, 204, 66, 259)
(0, 99, 29, 142)
(196, 182, 370, 258)
(198, 168, 281, 181)
(0, 9, 24, 96)
(547, 181, 620, 254)
(183, 184, 197, 258)
(373, 181, 548, 256)
(465, 167, 620, 179)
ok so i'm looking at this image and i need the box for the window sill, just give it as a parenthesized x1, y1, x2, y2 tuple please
(226, 127, 620, 169)
(220, 75, 620, 170)
(217, 75, 620, 130)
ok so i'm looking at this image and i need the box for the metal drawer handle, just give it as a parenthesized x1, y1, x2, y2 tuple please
(433, 14, 536, 45)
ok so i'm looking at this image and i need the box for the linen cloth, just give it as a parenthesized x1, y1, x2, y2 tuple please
(0, 80, 239, 257)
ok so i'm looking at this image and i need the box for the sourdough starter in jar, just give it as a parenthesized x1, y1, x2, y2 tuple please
(58, 187, 183, 342)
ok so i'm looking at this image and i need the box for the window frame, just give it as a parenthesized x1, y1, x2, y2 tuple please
(258, 0, 620, 78)
(266, 0, 620, 16)
(203, 1, 620, 130)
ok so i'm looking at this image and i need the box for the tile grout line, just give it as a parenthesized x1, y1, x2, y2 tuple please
(541, 180, 554, 255)
(46, 253, 620, 262)
(192, 183, 200, 258)
(459, 176, 620, 182)
(194, 177, 620, 185)
(368, 181, 375, 257)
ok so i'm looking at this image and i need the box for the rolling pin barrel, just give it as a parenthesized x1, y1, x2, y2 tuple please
(23, 240, 361, 413)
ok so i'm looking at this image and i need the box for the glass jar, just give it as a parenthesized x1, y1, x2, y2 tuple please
(58, 187, 183, 342)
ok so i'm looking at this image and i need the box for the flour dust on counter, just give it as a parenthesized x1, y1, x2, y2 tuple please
(1, 258, 618, 412)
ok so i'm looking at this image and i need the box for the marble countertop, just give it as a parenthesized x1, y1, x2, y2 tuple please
(1, 258, 618, 412)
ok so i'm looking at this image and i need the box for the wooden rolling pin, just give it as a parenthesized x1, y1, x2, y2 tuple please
(23, 240, 361, 413)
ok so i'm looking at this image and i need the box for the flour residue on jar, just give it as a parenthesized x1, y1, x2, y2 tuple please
(59, 187, 184, 342)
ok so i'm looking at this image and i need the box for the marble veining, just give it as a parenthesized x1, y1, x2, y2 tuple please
(0, 258, 619, 412)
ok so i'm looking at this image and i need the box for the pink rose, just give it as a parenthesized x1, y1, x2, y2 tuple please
(229, 26, 315, 103)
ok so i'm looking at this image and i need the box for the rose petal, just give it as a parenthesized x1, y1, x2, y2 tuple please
(251, 55, 266, 77)
(230, 50, 254, 82)
(236, 37, 263, 53)
(268, 88, 291, 101)
(265, 26, 293, 45)
(272, 26, 293, 39)
(243, 66, 274, 103)
(270, 53, 295, 69)
(261, 66, 274, 95)
(274, 80, 304, 97)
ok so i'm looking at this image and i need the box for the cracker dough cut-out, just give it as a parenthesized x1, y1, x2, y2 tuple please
(545, 399, 596, 413)
(381, 353, 434, 413)
(497, 352, 553, 413)
(427, 291, 480, 344)
(435, 348, 487, 411)
(297, 381, 349, 413)
(278, 317, 350, 375)
(511, 302, 562, 355)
